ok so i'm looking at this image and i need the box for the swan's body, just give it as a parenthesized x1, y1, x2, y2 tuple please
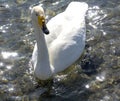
(31, 2, 88, 80)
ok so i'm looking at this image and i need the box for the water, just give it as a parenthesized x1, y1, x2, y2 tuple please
(0, 0, 120, 101)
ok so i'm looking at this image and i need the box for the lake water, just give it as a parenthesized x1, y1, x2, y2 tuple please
(0, 0, 120, 101)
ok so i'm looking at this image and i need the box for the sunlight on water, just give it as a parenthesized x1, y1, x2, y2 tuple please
(0, 62, 4, 67)
(0, 0, 120, 100)
(52, 1, 60, 5)
(0, 24, 12, 33)
(101, 30, 107, 36)
(16, 0, 27, 4)
(1, 30, 6, 33)
(0, 24, 12, 30)
(1, 51, 18, 59)
(6, 65, 13, 70)
(88, 6, 100, 18)
(85, 84, 90, 89)
(0, 70, 4, 75)
(8, 87, 14, 92)
(89, 22, 97, 29)
(96, 76, 105, 82)
(4, 4, 10, 8)
(87, 5, 107, 30)
(100, 95, 110, 101)
(55, 74, 67, 81)
(85, 72, 106, 90)
(2, 77, 8, 82)
(96, 72, 106, 82)
(88, 6, 100, 29)
(8, 84, 15, 93)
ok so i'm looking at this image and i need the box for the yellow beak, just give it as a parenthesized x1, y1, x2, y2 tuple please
(38, 16, 49, 34)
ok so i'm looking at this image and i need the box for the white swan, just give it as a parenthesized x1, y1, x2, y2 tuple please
(30, 2, 88, 80)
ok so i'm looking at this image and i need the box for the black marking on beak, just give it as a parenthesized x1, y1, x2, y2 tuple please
(42, 22, 49, 35)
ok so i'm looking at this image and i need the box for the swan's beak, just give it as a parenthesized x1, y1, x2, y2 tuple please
(38, 16, 49, 35)
(42, 22, 49, 35)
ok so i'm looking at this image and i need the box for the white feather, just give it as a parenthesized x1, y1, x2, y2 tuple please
(31, 2, 88, 80)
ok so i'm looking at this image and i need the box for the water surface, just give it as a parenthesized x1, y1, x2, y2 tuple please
(0, 0, 120, 101)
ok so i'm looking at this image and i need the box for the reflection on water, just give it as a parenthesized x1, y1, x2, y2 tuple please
(1, 51, 18, 59)
(0, 0, 120, 101)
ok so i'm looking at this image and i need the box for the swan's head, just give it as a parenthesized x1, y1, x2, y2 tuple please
(31, 5, 49, 35)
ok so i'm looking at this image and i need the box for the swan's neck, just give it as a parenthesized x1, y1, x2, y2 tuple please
(33, 23, 52, 79)
(35, 27, 49, 63)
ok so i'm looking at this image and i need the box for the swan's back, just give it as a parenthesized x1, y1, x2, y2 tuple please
(45, 2, 88, 73)
(45, 2, 88, 46)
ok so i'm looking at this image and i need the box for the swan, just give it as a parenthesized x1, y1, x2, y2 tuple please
(30, 2, 88, 80)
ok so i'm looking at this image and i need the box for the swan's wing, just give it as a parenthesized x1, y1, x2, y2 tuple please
(31, 44, 37, 68)
(45, 12, 64, 47)
(45, 2, 88, 47)
(49, 24, 86, 73)
(48, 2, 88, 73)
